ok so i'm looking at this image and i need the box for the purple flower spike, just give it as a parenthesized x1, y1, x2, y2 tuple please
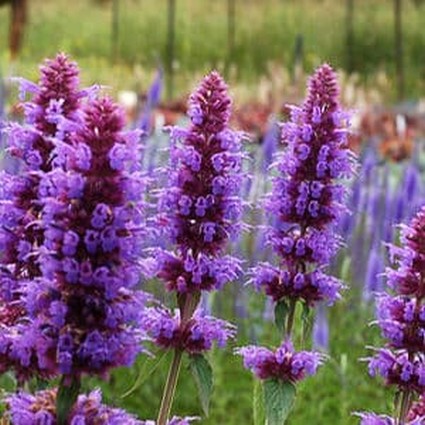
(157, 71, 245, 273)
(141, 307, 236, 354)
(236, 340, 324, 382)
(149, 72, 245, 424)
(238, 65, 354, 423)
(24, 97, 149, 378)
(251, 63, 355, 307)
(359, 205, 425, 422)
(155, 71, 244, 298)
(6, 388, 143, 424)
(0, 54, 96, 381)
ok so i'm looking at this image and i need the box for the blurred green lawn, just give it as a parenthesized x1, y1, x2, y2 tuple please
(0, 0, 425, 98)
(81, 287, 393, 424)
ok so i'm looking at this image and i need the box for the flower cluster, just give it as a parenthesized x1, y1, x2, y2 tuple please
(236, 341, 324, 382)
(151, 72, 242, 423)
(239, 64, 353, 393)
(355, 412, 423, 425)
(368, 349, 425, 393)
(142, 307, 236, 354)
(156, 71, 244, 294)
(251, 63, 353, 306)
(6, 389, 142, 424)
(252, 263, 342, 305)
(24, 97, 149, 378)
(358, 207, 425, 423)
(0, 55, 151, 424)
(0, 54, 92, 381)
(156, 251, 242, 293)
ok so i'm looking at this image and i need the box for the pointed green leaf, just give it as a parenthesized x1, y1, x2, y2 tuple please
(56, 377, 80, 425)
(121, 350, 169, 398)
(264, 379, 296, 425)
(274, 300, 289, 334)
(253, 379, 266, 425)
(189, 354, 213, 416)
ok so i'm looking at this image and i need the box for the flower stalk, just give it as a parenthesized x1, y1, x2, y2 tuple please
(237, 64, 355, 423)
(149, 71, 244, 422)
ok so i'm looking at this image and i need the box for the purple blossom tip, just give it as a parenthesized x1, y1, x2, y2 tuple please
(304, 64, 340, 117)
(188, 71, 231, 132)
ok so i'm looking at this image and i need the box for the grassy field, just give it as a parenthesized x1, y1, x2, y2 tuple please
(0, 0, 425, 99)
(82, 288, 393, 424)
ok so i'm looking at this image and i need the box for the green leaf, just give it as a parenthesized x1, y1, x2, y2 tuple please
(274, 300, 289, 334)
(264, 379, 296, 425)
(340, 255, 351, 282)
(253, 379, 266, 425)
(56, 377, 80, 425)
(189, 354, 213, 416)
(121, 350, 169, 398)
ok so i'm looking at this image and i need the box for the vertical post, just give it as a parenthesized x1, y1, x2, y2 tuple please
(9, 0, 27, 61)
(226, 0, 236, 75)
(166, 0, 176, 101)
(292, 34, 304, 84)
(111, 0, 120, 63)
(346, 0, 354, 73)
(394, 0, 404, 101)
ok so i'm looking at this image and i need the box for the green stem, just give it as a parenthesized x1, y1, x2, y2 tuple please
(286, 299, 297, 339)
(56, 375, 81, 425)
(156, 292, 201, 425)
(397, 389, 411, 425)
(156, 349, 183, 425)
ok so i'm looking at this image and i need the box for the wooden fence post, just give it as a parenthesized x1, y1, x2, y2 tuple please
(226, 0, 236, 75)
(10, 0, 27, 61)
(166, 0, 176, 100)
(394, 0, 404, 101)
(111, 0, 120, 62)
(346, 0, 354, 73)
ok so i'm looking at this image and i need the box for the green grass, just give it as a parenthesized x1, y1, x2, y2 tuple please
(76, 287, 393, 424)
(0, 0, 425, 99)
